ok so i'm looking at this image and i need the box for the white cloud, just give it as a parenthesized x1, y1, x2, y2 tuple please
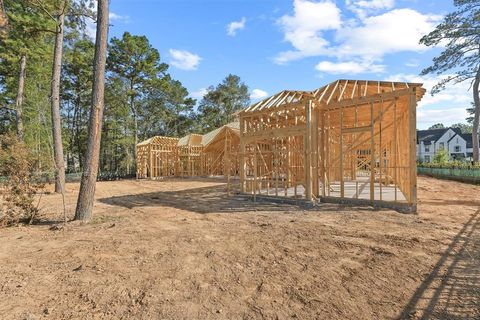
(335, 9, 441, 60)
(346, 0, 395, 18)
(109, 12, 130, 23)
(405, 59, 420, 68)
(250, 89, 269, 100)
(351, 0, 394, 10)
(315, 60, 385, 74)
(386, 73, 471, 108)
(86, 20, 96, 39)
(386, 73, 472, 127)
(227, 17, 246, 36)
(274, 0, 341, 64)
(190, 88, 208, 99)
(417, 108, 469, 127)
(274, 1, 442, 75)
(85, 10, 129, 39)
(169, 49, 202, 71)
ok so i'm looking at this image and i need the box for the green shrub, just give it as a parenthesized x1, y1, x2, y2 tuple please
(418, 160, 480, 169)
(433, 148, 449, 164)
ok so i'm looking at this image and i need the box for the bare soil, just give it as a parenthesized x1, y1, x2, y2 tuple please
(0, 176, 479, 319)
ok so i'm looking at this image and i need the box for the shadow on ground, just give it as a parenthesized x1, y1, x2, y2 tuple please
(98, 184, 372, 214)
(420, 199, 480, 207)
(99, 184, 283, 213)
(398, 208, 480, 319)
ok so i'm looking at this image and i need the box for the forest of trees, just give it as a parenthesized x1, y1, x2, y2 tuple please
(0, 0, 250, 179)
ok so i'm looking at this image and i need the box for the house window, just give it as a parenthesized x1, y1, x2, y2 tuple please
(439, 142, 445, 149)
(455, 145, 461, 152)
(424, 155, 431, 162)
(425, 146, 430, 152)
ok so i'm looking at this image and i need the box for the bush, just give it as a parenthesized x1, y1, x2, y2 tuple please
(0, 134, 44, 226)
(418, 160, 480, 169)
(433, 148, 449, 164)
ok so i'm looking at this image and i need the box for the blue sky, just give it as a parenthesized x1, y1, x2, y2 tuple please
(103, 0, 471, 129)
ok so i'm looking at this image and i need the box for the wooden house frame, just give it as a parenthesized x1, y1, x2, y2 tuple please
(201, 122, 240, 176)
(177, 134, 204, 177)
(136, 136, 179, 179)
(238, 79, 425, 213)
(136, 122, 240, 179)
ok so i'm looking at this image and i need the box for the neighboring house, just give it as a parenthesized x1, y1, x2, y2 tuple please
(417, 127, 479, 162)
(458, 133, 477, 160)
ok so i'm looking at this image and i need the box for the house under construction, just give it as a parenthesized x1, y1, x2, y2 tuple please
(137, 79, 425, 213)
(239, 79, 425, 213)
(136, 122, 240, 179)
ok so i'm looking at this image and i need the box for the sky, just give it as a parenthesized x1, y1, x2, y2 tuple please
(101, 0, 471, 129)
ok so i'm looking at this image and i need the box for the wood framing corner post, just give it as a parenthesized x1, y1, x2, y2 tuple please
(240, 118, 246, 193)
(148, 144, 153, 179)
(305, 100, 313, 202)
(409, 87, 418, 212)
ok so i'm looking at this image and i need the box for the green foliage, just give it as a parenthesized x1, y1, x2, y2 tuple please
(433, 148, 450, 164)
(466, 102, 475, 124)
(0, 0, 54, 168)
(428, 123, 445, 129)
(0, 0, 7, 38)
(197, 74, 249, 133)
(451, 122, 473, 134)
(104, 32, 196, 173)
(0, 0, 53, 106)
(23, 54, 54, 171)
(419, 160, 480, 169)
(420, 0, 480, 92)
(62, 32, 94, 171)
(0, 3, 252, 177)
(0, 134, 45, 226)
(421, 0, 480, 160)
(141, 76, 196, 138)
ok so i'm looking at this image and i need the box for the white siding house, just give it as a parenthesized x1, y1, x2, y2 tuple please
(417, 128, 459, 162)
(447, 134, 468, 160)
(417, 128, 479, 162)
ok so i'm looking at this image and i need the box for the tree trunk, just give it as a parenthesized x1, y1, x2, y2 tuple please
(15, 54, 26, 141)
(0, 0, 8, 37)
(472, 67, 480, 162)
(51, 6, 66, 193)
(129, 91, 138, 174)
(133, 110, 138, 161)
(74, 0, 109, 221)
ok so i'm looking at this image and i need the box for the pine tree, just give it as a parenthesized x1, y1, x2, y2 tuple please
(0, 0, 53, 141)
(62, 32, 94, 171)
(197, 74, 249, 133)
(74, 0, 109, 221)
(420, 0, 480, 162)
(106, 32, 168, 172)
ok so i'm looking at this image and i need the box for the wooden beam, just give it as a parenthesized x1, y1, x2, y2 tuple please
(342, 125, 372, 134)
(305, 100, 313, 201)
(370, 101, 375, 202)
(324, 88, 413, 111)
(340, 106, 344, 198)
(409, 88, 417, 208)
(243, 125, 307, 142)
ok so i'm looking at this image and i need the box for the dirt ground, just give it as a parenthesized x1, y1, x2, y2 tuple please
(0, 176, 479, 320)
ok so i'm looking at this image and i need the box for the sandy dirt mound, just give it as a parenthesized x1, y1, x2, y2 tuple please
(0, 176, 479, 319)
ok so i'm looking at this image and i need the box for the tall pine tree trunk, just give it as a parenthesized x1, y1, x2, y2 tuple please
(74, 0, 109, 221)
(129, 91, 138, 175)
(472, 67, 480, 162)
(51, 6, 66, 193)
(15, 54, 26, 141)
